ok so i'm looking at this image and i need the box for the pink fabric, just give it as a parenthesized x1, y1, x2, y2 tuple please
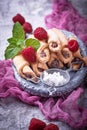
(45, 0, 87, 46)
(0, 59, 87, 128)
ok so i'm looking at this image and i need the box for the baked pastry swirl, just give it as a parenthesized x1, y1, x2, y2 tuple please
(47, 29, 62, 52)
(13, 54, 36, 80)
(36, 41, 50, 63)
(13, 28, 87, 80)
(48, 52, 63, 68)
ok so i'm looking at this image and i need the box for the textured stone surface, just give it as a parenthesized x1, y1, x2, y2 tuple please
(0, 0, 87, 130)
(69, 0, 87, 18)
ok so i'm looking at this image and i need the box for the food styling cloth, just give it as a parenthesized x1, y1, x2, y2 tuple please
(0, 0, 87, 129)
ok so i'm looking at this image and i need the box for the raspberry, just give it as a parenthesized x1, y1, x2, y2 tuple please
(21, 46, 36, 63)
(44, 123, 59, 130)
(68, 40, 79, 52)
(23, 22, 32, 33)
(34, 27, 48, 40)
(28, 118, 46, 130)
(12, 13, 25, 25)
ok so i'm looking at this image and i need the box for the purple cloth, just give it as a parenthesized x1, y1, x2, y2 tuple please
(45, 0, 87, 46)
(0, 59, 87, 128)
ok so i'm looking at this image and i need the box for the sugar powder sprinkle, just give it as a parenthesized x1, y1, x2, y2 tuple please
(43, 71, 67, 87)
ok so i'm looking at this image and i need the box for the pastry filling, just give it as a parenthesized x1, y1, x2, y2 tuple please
(61, 50, 69, 58)
(51, 59, 59, 68)
(72, 58, 84, 69)
(51, 42, 58, 48)
(40, 51, 46, 57)
(72, 57, 81, 62)
(38, 67, 44, 72)
(24, 73, 32, 78)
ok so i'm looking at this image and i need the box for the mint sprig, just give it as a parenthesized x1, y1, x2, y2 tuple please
(5, 22, 40, 60)
(5, 22, 25, 59)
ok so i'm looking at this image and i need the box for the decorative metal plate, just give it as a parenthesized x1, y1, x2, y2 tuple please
(12, 30, 87, 97)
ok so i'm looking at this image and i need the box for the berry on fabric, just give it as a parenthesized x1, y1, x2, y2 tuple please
(34, 27, 48, 40)
(23, 22, 33, 33)
(21, 46, 36, 63)
(28, 118, 46, 130)
(44, 123, 59, 130)
(68, 40, 79, 52)
(12, 13, 25, 25)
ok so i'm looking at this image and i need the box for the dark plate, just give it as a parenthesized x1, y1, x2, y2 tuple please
(12, 30, 87, 97)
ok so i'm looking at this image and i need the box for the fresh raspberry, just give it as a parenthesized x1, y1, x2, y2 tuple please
(21, 46, 36, 63)
(23, 22, 33, 33)
(44, 123, 59, 130)
(68, 40, 79, 52)
(12, 13, 25, 25)
(34, 27, 48, 40)
(28, 118, 46, 130)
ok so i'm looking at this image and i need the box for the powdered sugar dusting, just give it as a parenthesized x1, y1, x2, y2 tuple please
(43, 71, 67, 87)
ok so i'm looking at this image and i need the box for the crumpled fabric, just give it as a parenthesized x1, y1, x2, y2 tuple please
(0, 59, 87, 128)
(45, 0, 87, 46)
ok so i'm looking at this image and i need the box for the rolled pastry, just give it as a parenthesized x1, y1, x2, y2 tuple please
(13, 54, 36, 79)
(48, 52, 63, 68)
(36, 41, 50, 63)
(47, 29, 62, 52)
(72, 62, 82, 70)
(52, 28, 68, 47)
(83, 56, 87, 66)
(57, 47, 74, 65)
(31, 62, 42, 77)
(38, 62, 48, 70)
(31, 61, 48, 77)
(73, 49, 83, 59)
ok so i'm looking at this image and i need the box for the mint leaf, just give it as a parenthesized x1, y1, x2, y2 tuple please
(25, 38, 40, 50)
(5, 43, 22, 59)
(12, 22, 25, 40)
(8, 37, 18, 44)
(8, 37, 25, 46)
(16, 39, 25, 46)
(5, 22, 25, 59)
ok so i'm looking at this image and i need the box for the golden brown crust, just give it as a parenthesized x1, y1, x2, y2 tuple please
(36, 41, 50, 63)
(31, 62, 41, 77)
(31, 61, 48, 77)
(47, 29, 62, 52)
(73, 49, 83, 59)
(57, 47, 74, 65)
(22, 65, 36, 79)
(52, 28, 68, 47)
(13, 54, 36, 79)
(82, 56, 87, 66)
(38, 62, 48, 70)
(48, 52, 63, 68)
(13, 28, 87, 80)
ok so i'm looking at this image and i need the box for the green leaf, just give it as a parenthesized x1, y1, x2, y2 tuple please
(7, 37, 18, 45)
(5, 22, 26, 59)
(8, 37, 25, 46)
(25, 38, 40, 50)
(5, 43, 22, 59)
(17, 39, 25, 46)
(12, 22, 25, 40)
